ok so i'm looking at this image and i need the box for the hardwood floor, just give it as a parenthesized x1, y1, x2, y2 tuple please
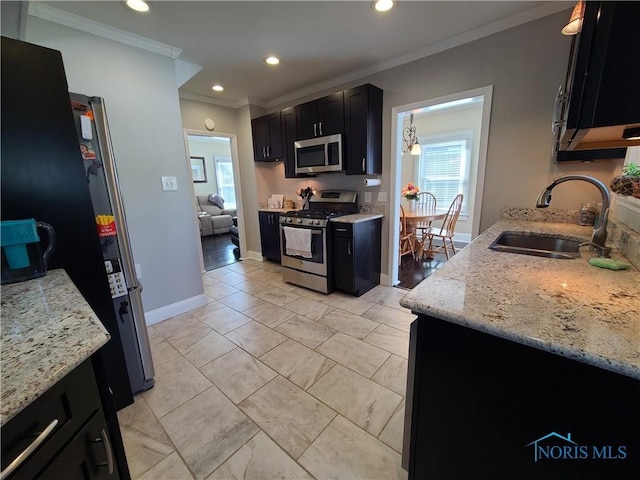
(200, 232, 239, 271)
(397, 253, 448, 290)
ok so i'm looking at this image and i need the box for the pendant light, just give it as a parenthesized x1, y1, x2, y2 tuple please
(402, 114, 422, 156)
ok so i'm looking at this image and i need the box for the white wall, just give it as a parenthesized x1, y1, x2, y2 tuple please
(26, 16, 204, 315)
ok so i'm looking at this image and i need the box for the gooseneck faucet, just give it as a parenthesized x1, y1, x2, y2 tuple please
(535, 175, 610, 250)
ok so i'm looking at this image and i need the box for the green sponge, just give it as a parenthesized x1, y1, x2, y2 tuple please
(589, 258, 631, 270)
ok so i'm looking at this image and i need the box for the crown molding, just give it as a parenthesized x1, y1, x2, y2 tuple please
(266, 2, 571, 109)
(28, 2, 182, 59)
(179, 91, 243, 109)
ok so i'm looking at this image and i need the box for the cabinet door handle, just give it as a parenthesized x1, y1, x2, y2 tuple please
(348, 240, 352, 256)
(335, 228, 348, 232)
(362, 158, 366, 172)
(92, 428, 115, 475)
(0, 419, 59, 480)
(319, 122, 323, 136)
(313, 123, 317, 137)
(267, 146, 270, 157)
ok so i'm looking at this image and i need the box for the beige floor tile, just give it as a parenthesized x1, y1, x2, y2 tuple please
(316, 332, 390, 378)
(255, 286, 300, 306)
(245, 268, 281, 282)
(317, 308, 379, 339)
(206, 431, 313, 480)
(243, 302, 297, 328)
(169, 329, 236, 368)
(364, 324, 410, 358)
(284, 296, 335, 321)
(117, 396, 174, 479)
(298, 415, 406, 480)
(290, 286, 331, 302)
(137, 451, 194, 480)
(322, 292, 375, 315)
(371, 354, 408, 396)
(141, 355, 212, 418)
(161, 387, 260, 480)
(259, 262, 283, 273)
(217, 291, 265, 312)
(239, 376, 336, 459)
(147, 325, 163, 346)
(200, 348, 277, 403)
(200, 306, 252, 335)
(275, 315, 337, 349)
(188, 300, 226, 321)
(204, 282, 240, 300)
(260, 339, 336, 390)
(201, 275, 220, 286)
(362, 304, 416, 333)
(233, 278, 273, 295)
(225, 260, 262, 274)
(151, 314, 207, 342)
(361, 285, 409, 310)
(379, 401, 406, 454)
(205, 268, 247, 285)
(225, 321, 287, 356)
(266, 276, 300, 292)
(308, 364, 402, 437)
(150, 340, 182, 367)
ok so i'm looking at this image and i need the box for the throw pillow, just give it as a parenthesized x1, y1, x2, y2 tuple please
(208, 193, 224, 209)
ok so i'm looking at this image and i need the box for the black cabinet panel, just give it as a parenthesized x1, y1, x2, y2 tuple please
(251, 112, 283, 162)
(331, 218, 381, 296)
(259, 211, 281, 263)
(344, 84, 383, 175)
(296, 92, 344, 140)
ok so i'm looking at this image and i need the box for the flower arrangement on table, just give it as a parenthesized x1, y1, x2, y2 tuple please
(402, 183, 420, 201)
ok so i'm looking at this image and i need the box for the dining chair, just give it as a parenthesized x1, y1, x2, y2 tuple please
(414, 191, 437, 241)
(424, 194, 463, 260)
(399, 205, 416, 260)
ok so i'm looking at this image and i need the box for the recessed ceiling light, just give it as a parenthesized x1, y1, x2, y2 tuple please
(373, 0, 393, 13)
(212, 85, 224, 92)
(266, 56, 280, 65)
(126, 0, 150, 13)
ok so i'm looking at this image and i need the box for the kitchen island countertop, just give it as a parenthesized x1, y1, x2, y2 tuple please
(331, 212, 384, 223)
(400, 219, 640, 380)
(1, 269, 110, 426)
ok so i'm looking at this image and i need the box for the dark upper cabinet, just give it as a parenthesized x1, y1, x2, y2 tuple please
(251, 112, 283, 162)
(344, 84, 383, 175)
(556, 1, 640, 155)
(296, 92, 344, 140)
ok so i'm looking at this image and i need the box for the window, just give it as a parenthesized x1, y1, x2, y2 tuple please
(215, 157, 236, 208)
(415, 130, 472, 215)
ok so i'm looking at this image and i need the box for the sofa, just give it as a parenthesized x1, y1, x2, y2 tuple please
(196, 194, 236, 236)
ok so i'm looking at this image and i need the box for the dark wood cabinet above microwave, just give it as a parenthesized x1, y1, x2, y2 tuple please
(296, 92, 344, 140)
(554, 1, 640, 158)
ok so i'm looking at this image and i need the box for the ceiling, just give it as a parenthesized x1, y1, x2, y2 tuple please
(35, 1, 573, 108)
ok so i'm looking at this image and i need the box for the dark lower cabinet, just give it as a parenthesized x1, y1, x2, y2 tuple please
(259, 211, 281, 263)
(404, 316, 640, 480)
(1, 358, 128, 480)
(331, 218, 381, 296)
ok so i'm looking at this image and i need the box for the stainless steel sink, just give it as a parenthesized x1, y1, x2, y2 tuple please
(489, 232, 582, 259)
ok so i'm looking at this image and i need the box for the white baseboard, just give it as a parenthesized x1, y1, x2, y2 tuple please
(244, 250, 265, 261)
(144, 294, 209, 326)
(380, 273, 393, 286)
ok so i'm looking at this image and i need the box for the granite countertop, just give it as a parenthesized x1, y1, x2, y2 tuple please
(259, 208, 289, 213)
(0, 269, 110, 426)
(400, 219, 640, 380)
(331, 213, 384, 223)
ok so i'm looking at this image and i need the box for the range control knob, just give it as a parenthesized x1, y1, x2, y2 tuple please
(313, 220, 320, 225)
(296, 218, 302, 224)
(286, 217, 292, 223)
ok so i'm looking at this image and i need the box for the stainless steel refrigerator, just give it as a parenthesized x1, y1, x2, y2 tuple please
(69, 93, 155, 395)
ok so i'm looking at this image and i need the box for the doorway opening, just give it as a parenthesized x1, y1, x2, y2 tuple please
(184, 130, 245, 272)
(390, 86, 493, 288)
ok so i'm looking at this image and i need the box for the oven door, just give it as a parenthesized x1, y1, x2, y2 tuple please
(280, 224, 326, 276)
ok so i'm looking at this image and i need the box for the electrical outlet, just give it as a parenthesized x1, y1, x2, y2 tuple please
(364, 192, 372, 203)
(377, 191, 388, 202)
(161, 176, 178, 191)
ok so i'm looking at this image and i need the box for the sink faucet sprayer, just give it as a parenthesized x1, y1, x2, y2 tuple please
(535, 175, 610, 253)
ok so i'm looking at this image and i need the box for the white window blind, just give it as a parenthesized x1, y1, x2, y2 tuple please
(215, 157, 236, 208)
(415, 130, 471, 215)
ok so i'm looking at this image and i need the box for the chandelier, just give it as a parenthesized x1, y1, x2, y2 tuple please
(402, 113, 422, 155)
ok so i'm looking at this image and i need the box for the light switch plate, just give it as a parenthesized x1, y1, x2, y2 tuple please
(161, 176, 178, 191)
(364, 192, 372, 203)
(377, 191, 387, 202)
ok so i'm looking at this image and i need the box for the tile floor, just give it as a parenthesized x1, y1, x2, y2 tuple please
(118, 259, 415, 480)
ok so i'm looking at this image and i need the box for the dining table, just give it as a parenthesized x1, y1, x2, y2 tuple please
(402, 208, 447, 258)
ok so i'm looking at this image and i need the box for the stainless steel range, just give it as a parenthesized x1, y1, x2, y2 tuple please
(280, 190, 357, 293)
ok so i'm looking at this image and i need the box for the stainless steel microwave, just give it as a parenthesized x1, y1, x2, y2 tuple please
(294, 134, 342, 174)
